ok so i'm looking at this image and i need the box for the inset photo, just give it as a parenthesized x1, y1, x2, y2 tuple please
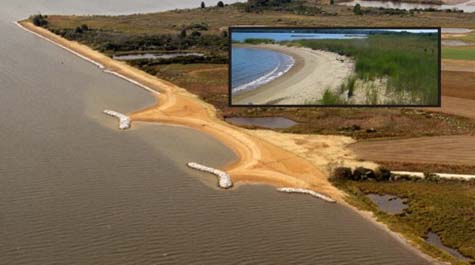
(230, 27, 440, 107)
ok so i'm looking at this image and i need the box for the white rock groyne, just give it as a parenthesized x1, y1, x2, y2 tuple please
(103, 110, 130, 130)
(391, 171, 475, 180)
(277, 187, 336, 203)
(187, 162, 233, 189)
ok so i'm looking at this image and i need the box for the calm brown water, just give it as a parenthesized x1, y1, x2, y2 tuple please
(0, 1, 431, 264)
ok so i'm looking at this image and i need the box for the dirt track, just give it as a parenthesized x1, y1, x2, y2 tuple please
(351, 136, 475, 166)
(442, 71, 475, 100)
(429, 96, 475, 119)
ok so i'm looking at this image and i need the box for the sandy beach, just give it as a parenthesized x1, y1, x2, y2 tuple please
(18, 21, 442, 264)
(18, 21, 347, 201)
(232, 44, 354, 105)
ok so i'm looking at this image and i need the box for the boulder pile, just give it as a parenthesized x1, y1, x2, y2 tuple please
(277, 187, 336, 203)
(187, 162, 233, 189)
(103, 110, 131, 130)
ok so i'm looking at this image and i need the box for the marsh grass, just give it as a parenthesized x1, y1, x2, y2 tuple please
(293, 33, 439, 105)
(320, 88, 344, 105)
(333, 178, 475, 265)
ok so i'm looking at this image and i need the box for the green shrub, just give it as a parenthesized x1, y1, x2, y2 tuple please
(353, 3, 363, 15)
(31, 14, 48, 27)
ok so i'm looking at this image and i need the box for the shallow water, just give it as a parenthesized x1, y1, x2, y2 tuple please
(113, 52, 204, 61)
(225, 117, 297, 129)
(231, 47, 294, 92)
(0, 0, 432, 264)
(426, 232, 472, 261)
(367, 194, 408, 214)
(339, 0, 475, 12)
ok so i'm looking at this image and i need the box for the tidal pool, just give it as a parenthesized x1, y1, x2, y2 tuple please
(366, 194, 408, 214)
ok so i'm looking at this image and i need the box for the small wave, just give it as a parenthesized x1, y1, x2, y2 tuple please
(233, 54, 295, 93)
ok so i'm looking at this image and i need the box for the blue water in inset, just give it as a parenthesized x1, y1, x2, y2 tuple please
(231, 47, 294, 92)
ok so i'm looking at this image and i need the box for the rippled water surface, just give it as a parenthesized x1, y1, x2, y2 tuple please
(0, 1, 430, 264)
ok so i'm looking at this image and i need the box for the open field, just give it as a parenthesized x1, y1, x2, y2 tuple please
(442, 59, 475, 72)
(333, 178, 475, 265)
(351, 135, 475, 166)
(432, 96, 475, 119)
(442, 71, 475, 100)
(442, 46, 475, 60)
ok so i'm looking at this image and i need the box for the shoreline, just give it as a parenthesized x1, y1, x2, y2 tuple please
(232, 44, 354, 105)
(232, 44, 295, 93)
(17, 21, 443, 264)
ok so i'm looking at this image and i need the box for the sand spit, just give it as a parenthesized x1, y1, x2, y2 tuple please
(392, 171, 475, 180)
(17, 21, 440, 264)
(232, 44, 354, 105)
(277, 187, 336, 203)
(16, 21, 344, 200)
(187, 162, 233, 188)
(103, 110, 131, 130)
(14, 21, 160, 96)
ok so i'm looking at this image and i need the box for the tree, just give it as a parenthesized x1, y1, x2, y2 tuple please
(32, 14, 48, 27)
(330, 0, 335, 5)
(180, 29, 187, 38)
(217, 1, 224, 7)
(201, 1, 206, 8)
(191, 30, 201, 37)
(80, 24, 89, 31)
(353, 3, 362, 15)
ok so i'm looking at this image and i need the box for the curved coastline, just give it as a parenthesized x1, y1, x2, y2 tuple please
(16, 21, 442, 264)
(232, 44, 354, 105)
(232, 46, 295, 93)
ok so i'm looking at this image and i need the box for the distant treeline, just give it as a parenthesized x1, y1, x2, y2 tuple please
(233, 29, 438, 35)
(242, 38, 275, 44)
(243, 0, 335, 16)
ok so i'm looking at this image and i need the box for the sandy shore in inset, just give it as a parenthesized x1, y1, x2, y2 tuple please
(18, 21, 442, 264)
(232, 44, 354, 105)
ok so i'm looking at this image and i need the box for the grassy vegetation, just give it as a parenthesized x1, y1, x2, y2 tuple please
(444, 32, 475, 43)
(290, 33, 439, 105)
(442, 46, 475, 60)
(332, 177, 475, 265)
(320, 88, 344, 105)
(28, 1, 475, 139)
